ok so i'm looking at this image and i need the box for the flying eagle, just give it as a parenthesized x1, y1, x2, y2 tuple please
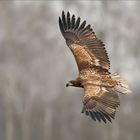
(59, 11, 131, 123)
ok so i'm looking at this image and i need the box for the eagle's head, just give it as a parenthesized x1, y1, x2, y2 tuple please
(66, 80, 74, 87)
(66, 80, 82, 88)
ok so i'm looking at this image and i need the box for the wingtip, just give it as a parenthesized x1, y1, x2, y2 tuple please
(89, 112, 96, 121)
(88, 111, 114, 123)
(72, 14, 75, 18)
(74, 17, 81, 29)
(58, 16, 61, 24)
(103, 113, 112, 123)
(62, 11, 65, 19)
(62, 10, 65, 15)
(67, 11, 70, 16)
(58, 16, 61, 21)
(98, 112, 107, 123)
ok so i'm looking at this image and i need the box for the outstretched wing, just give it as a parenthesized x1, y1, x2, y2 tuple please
(59, 11, 110, 72)
(82, 84, 120, 123)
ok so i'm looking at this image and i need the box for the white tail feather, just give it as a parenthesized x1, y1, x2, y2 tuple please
(112, 73, 131, 94)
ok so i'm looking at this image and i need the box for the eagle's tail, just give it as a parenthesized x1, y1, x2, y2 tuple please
(112, 73, 131, 94)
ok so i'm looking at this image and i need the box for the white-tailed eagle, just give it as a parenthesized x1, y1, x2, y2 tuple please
(59, 11, 131, 123)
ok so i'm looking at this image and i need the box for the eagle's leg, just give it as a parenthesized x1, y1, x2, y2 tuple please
(66, 79, 83, 88)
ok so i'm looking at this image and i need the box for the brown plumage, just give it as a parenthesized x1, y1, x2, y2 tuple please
(59, 11, 131, 123)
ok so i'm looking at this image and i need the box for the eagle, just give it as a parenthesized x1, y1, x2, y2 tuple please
(59, 11, 131, 123)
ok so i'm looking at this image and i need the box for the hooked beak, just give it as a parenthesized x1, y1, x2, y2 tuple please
(66, 83, 69, 87)
(66, 82, 73, 87)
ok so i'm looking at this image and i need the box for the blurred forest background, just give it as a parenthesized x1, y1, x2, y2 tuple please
(0, 1, 140, 140)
